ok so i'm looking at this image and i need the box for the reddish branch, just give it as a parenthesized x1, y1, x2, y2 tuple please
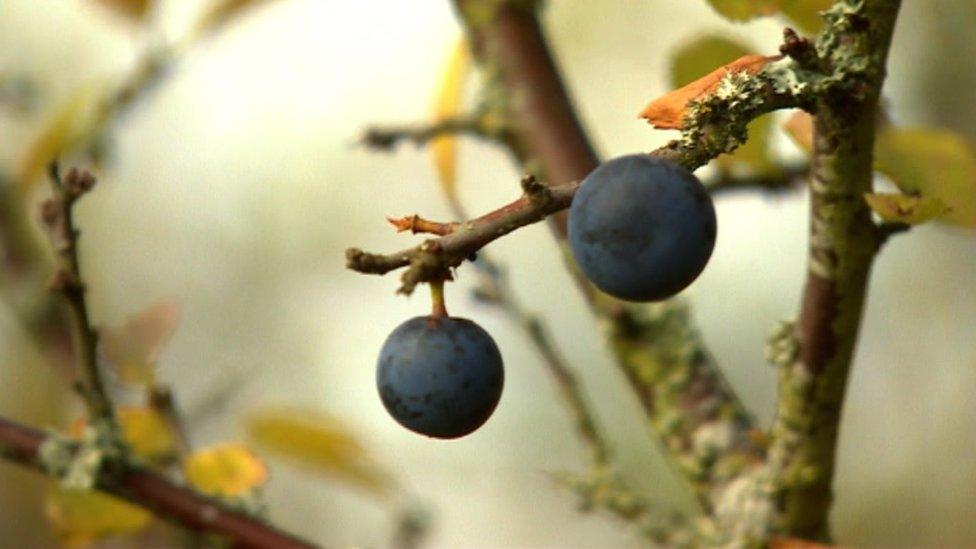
(0, 416, 316, 549)
(387, 215, 460, 236)
(347, 175, 578, 294)
(455, 0, 599, 233)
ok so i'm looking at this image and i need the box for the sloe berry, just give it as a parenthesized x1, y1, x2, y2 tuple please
(377, 316, 504, 439)
(568, 154, 716, 301)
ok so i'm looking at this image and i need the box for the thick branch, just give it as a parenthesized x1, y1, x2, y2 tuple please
(455, 0, 598, 233)
(0, 416, 315, 549)
(766, 0, 902, 540)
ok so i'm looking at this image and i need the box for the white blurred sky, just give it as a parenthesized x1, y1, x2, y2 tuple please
(1, 1, 975, 547)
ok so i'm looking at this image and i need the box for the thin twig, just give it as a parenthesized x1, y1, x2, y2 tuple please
(346, 175, 578, 294)
(361, 116, 496, 151)
(440, 168, 610, 465)
(41, 164, 115, 424)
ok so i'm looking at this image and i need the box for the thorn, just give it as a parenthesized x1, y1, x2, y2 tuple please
(387, 215, 418, 233)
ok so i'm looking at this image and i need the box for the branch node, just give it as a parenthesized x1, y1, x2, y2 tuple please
(780, 28, 821, 70)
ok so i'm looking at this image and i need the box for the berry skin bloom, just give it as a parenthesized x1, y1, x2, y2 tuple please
(377, 316, 504, 439)
(568, 154, 716, 302)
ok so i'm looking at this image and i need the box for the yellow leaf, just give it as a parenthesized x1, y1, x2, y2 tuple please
(431, 38, 471, 202)
(69, 407, 178, 462)
(89, 0, 154, 21)
(46, 487, 152, 546)
(118, 407, 179, 462)
(864, 193, 951, 225)
(101, 298, 181, 386)
(640, 54, 777, 130)
(184, 443, 268, 497)
(18, 83, 110, 191)
(875, 128, 976, 227)
(246, 407, 393, 496)
(704, 0, 779, 21)
(670, 36, 775, 173)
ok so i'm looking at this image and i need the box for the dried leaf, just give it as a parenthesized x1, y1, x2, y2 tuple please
(246, 407, 393, 496)
(640, 54, 777, 130)
(101, 298, 181, 386)
(875, 128, 976, 227)
(184, 443, 268, 497)
(671, 36, 775, 173)
(46, 487, 152, 546)
(783, 110, 814, 153)
(431, 38, 471, 201)
(18, 83, 109, 191)
(864, 193, 951, 225)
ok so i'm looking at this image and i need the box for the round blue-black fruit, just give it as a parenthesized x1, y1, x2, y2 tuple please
(568, 154, 716, 302)
(377, 316, 504, 439)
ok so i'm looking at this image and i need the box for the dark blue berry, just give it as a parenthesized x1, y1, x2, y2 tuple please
(377, 316, 504, 439)
(568, 154, 716, 302)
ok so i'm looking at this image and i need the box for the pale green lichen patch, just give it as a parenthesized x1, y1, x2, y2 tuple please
(764, 320, 798, 368)
(38, 420, 128, 491)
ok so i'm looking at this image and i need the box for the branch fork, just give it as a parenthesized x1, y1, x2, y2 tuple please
(346, 174, 578, 294)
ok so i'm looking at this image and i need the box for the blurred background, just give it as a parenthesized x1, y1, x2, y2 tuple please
(1, 0, 975, 547)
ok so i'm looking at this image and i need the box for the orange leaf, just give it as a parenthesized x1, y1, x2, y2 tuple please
(784, 111, 814, 153)
(101, 298, 181, 386)
(639, 54, 778, 130)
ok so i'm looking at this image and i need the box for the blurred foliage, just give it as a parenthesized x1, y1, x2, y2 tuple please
(246, 407, 393, 497)
(116, 407, 180, 462)
(45, 487, 152, 546)
(784, 110, 814, 152)
(787, 113, 976, 227)
(101, 298, 181, 386)
(863, 193, 950, 225)
(875, 128, 976, 227)
(18, 83, 111, 191)
(703, 0, 832, 32)
(184, 443, 269, 497)
(431, 38, 471, 202)
(48, 406, 178, 544)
